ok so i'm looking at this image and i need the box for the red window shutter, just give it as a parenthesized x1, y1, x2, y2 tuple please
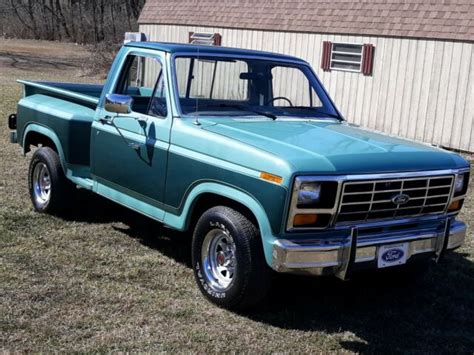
(214, 33, 222, 46)
(321, 41, 332, 71)
(362, 44, 375, 76)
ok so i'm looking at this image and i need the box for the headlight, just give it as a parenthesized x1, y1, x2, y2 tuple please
(453, 172, 470, 198)
(293, 178, 338, 209)
(297, 182, 321, 206)
(454, 174, 465, 193)
(288, 177, 340, 230)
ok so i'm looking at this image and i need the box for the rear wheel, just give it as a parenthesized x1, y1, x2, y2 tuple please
(28, 147, 73, 214)
(192, 206, 271, 310)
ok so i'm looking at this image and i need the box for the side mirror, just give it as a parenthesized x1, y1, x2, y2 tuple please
(104, 94, 133, 114)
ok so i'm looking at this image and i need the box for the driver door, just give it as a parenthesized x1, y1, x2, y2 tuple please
(90, 51, 171, 218)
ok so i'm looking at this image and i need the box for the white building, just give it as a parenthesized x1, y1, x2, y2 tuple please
(138, 0, 474, 152)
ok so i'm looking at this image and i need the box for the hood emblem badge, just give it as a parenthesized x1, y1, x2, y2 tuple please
(392, 194, 410, 205)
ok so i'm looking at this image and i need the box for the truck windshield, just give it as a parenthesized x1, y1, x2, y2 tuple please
(173, 55, 340, 120)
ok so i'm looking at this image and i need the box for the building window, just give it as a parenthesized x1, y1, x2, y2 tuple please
(321, 41, 375, 76)
(189, 32, 222, 46)
(330, 43, 363, 72)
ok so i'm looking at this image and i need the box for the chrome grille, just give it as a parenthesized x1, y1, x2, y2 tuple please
(336, 175, 454, 224)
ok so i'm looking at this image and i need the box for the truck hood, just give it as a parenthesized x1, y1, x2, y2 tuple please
(202, 119, 468, 174)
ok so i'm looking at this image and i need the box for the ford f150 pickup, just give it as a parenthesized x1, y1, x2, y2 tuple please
(8, 42, 470, 309)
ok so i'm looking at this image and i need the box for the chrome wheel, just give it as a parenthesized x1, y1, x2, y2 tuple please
(201, 228, 237, 291)
(32, 162, 51, 207)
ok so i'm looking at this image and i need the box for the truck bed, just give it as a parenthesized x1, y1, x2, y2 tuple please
(16, 80, 101, 169)
(18, 80, 102, 109)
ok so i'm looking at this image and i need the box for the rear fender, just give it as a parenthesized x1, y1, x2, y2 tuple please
(22, 123, 67, 173)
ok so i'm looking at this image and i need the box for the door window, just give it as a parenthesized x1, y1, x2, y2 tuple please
(115, 55, 168, 118)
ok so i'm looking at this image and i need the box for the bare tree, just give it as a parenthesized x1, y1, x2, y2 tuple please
(8, 0, 40, 39)
(2, 0, 146, 43)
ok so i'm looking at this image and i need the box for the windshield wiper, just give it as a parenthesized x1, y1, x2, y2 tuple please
(317, 111, 342, 120)
(195, 103, 277, 120)
(282, 106, 342, 120)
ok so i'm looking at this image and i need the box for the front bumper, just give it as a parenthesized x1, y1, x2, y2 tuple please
(272, 219, 466, 278)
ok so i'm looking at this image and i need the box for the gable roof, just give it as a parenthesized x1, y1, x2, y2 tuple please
(138, 0, 474, 42)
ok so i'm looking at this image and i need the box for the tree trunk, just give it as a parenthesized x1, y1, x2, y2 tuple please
(9, 0, 37, 38)
(110, 0, 117, 40)
(69, 1, 77, 42)
(27, 0, 40, 39)
(77, 0, 85, 43)
(48, 0, 59, 40)
(91, 0, 99, 43)
(98, 0, 105, 42)
(55, 0, 71, 39)
(124, 0, 133, 30)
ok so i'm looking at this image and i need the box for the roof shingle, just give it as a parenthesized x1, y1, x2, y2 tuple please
(138, 0, 474, 42)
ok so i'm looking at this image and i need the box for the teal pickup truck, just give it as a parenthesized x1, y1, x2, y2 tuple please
(8, 42, 470, 309)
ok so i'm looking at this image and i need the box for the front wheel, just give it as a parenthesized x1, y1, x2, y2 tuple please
(192, 206, 271, 310)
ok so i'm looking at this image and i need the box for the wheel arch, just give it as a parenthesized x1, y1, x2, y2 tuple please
(187, 193, 259, 232)
(164, 182, 277, 266)
(22, 124, 67, 173)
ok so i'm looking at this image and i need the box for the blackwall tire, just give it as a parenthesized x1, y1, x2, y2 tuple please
(28, 147, 73, 214)
(192, 206, 271, 310)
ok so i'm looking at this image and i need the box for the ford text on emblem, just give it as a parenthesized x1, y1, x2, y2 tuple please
(381, 248, 405, 263)
(391, 193, 410, 205)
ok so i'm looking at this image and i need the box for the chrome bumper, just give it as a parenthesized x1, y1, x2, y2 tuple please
(272, 220, 466, 278)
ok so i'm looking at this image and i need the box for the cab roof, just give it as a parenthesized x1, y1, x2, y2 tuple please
(125, 41, 307, 64)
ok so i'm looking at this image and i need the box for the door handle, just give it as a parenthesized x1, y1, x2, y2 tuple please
(99, 116, 112, 125)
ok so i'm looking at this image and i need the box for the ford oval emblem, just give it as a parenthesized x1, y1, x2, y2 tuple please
(381, 248, 405, 263)
(391, 193, 410, 205)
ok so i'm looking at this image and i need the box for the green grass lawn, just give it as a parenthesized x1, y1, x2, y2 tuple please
(1, 39, 473, 352)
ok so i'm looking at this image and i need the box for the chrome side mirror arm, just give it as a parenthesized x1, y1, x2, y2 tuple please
(101, 94, 142, 152)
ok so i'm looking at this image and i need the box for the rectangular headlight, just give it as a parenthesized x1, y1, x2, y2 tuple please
(287, 177, 341, 230)
(454, 172, 470, 197)
(297, 182, 321, 207)
(295, 179, 338, 209)
(454, 174, 464, 192)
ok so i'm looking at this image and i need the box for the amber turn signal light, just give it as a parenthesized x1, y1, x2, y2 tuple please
(260, 172, 283, 184)
(448, 200, 462, 211)
(293, 214, 318, 226)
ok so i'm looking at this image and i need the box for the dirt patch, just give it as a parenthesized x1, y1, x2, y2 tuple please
(0, 52, 81, 70)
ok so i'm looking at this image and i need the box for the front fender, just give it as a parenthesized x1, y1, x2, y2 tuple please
(163, 182, 277, 266)
(22, 123, 67, 173)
